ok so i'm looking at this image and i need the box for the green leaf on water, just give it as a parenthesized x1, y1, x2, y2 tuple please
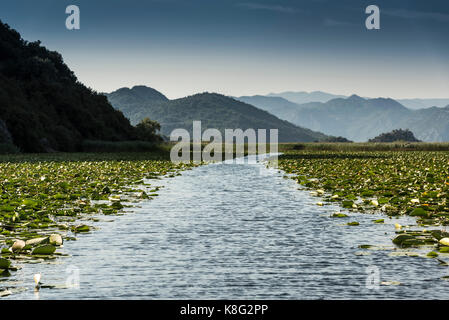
(73, 225, 90, 233)
(342, 200, 354, 208)
(332, 213, 348, 218)
(427, 251, 438, 258)
(410, 208, 427, 217)
(22, 199, 38, 208)
(0, 258, 11, 270)
(392, 234, 415, 245)
(32, 245, 56, 255)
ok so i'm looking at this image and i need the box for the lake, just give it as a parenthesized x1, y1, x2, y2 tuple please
(5, 154, 449, 299)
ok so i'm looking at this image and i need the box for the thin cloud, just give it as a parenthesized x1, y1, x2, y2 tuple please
(323, 18, 355, 27)
(237, 2, 298, 14)
(385, 9, 449, 23)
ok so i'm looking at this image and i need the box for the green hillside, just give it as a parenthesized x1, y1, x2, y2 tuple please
(107, 87, 328, 142)
(368, 129, 421, 142)
(0, 21, 138, 152)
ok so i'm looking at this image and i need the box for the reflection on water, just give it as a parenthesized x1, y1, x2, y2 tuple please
(4, 154, 449, 299)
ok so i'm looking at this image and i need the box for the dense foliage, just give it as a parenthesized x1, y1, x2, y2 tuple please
(368, 129, 421, 143)
(135, 117, 162, 142)
(107, 86, 328, 142)
(0, 21, 163, 152)
(321, 136, 353, 143)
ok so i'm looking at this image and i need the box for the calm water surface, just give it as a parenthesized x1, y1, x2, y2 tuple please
(4, 154, 449, 299)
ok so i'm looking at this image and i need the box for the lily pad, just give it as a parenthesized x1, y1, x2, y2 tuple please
(342, 200, 354, 208)
(0, 289, 12, 297)
(25, 237, 49, 246)
(427, 251, 439, 258)
(32, 245, 56, 255)
(332, 213, 348, 218)
(73, 225, 90, 233)
(0, 258, 11, 270)
(49, 234, 63, 246)
(392, 234, 415, 246)
(410, 208, 427, 217)
(381, 281, 401, 286)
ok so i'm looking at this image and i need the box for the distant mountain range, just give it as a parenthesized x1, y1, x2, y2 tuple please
(5, 17, 447, 151)
(268, 91, 449, 110)
(237, 94, 449, 142)
(395, 98, 449, 110)
(267, 91, 346, 105)
(107, 85, 449, 143)
(106, 86, 328, 142)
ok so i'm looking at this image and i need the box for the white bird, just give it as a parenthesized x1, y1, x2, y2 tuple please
(34, 273, 41, 290)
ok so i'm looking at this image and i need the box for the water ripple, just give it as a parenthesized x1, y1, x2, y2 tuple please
(6, 154, 449, 299)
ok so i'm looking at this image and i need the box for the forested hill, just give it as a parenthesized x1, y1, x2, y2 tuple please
(107, 88, 328, 142)
(105, 85, 169, 125)
(0, 21, 137, 152)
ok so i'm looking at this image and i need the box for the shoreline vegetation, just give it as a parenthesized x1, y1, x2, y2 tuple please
(277, 144, 449, 261)
(2, 141, 449, 295)
(279, 142, 449, 152)
(0, 150, 197, 291)
(0, 143, 258, 296)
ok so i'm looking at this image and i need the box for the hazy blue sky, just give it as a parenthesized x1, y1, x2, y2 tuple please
(1, 0, 448, 99)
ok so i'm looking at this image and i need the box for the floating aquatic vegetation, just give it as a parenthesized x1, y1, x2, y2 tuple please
(279, 150, 449, 258)
(388, 251, 420, 257)
(439, 238, 449, 246)
(72, 225, 90, 233)
(381, 281, 401, 286)
(0, 258, 10, 270)
(0, 152, 197, 295)
(332, 213, 348, 218)
(32, 245, 56, 255)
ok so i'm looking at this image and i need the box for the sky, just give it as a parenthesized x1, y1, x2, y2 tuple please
(0, 0, 448, 99)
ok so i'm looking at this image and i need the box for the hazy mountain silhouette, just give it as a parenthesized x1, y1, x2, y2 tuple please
(237, 95, 301, 117)
(107, 87, 329, 142)
(240, 94, 449, 142)
(397, 99, 449, 110)
(267, 91, 346, 104)
(267, 90, 449, 110)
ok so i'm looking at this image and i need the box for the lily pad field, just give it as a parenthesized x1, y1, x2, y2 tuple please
(3, 147, 449, 298)
(0, 152, 195, 293)
(278, 149, 449, 258)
